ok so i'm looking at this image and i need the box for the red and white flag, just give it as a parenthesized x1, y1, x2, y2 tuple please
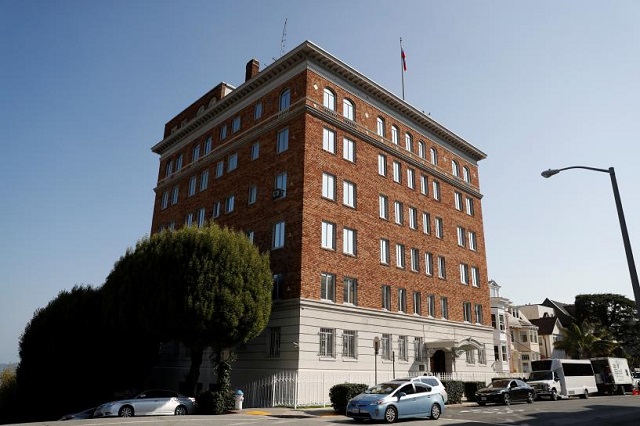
(401, 47, 407, 71)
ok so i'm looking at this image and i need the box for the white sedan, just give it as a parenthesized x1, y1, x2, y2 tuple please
(93, 389, 196, 417)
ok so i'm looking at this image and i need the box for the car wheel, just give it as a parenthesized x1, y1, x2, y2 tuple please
(527, 392, 534, 403)
(502, 393, 511, 405)
(118, 406, 134, 417)
(175, 405, 187, 415)
(384, 406, 397, 423)
(430, 403, 441, 420)
(551, 389, 558, 401)
(617, 385, 626, 395)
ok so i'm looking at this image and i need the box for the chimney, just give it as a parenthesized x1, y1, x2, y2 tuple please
(245, 59, 260, 82)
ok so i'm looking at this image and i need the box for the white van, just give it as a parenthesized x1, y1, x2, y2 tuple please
(528, 359, 597, 400)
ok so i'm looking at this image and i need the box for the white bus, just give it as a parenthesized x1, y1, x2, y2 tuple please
(528, 359, 597, 400)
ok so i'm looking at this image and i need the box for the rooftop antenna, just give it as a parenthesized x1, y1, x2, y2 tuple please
(273, 18, 287, 61)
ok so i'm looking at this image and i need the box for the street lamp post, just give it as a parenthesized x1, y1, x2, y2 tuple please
(541, 166, 640, 320)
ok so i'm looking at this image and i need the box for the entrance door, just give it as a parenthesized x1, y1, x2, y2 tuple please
(431, 350, 446, 373)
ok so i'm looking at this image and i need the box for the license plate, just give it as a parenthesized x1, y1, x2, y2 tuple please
(349, 408, 360, 414)
(481, 397, 487, 401)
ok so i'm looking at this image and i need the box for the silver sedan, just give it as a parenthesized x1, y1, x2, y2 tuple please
(93, 389, 196, 417)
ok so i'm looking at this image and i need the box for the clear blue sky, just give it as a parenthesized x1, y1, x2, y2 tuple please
(2, 0, 639, 363)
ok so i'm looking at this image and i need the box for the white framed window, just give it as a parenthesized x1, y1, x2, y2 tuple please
(342, 330, 357, 358)
(225, 195, 235, 213)
(452, 160, 460, 177)
(376, 117, 385, 137)
(414, 337, 424, 361)
(405, 132, 413, 152)
(426, 294, 436, 317)
(418, 141, 426, 159)
(382, 286, 392, 310)
(279, 88, 290, 111)
(192, 144, 200, 162)
(378, 154, 387, 176)
(380, 239, 390, 264)
(413, 292, 422, 316)
(275, 172, 287, 197)
(321, 273, 336, 301)
(319, 328, 336, 358)
(420, 175, 428, 195)
(381, 333, 392, 359)
(430, 147, 438, 165)
(398, 335, 408, 360)
(432, 181, 441, 200)
(466, 350, 476, 364)
(161, 191, 169, 210)
(269, 327, 280, 357)
(469, 231, 477, 250)
(212, 201, 221, 218)
(407, 168, 415, 189)
(171, 186, 179, 205)
(424, 252, 433, 276)
(463, 166, 470, 183)
(254, 102, 263, 120)
(185, 212, 194, 226)
(391, 125, 399, 145)
(344, 277, 358, 305)
(466, 197, 475, 216)
(188, 176, 197, 196)
(379, 195, 389, 219)
(457, 226, 466, 247)
(247, 230, 255, 243)
(323, 128, 336, 153)
(475, 304, 484, 324)
(343, 137, 355, 162)
(200, 170, 209, 191)
(394, 201, 403, 225)
(343, 181, 356, 208)
(396, 243, 405, 269)
(277, 128, 289, 153)
(175, 154, 183, 171)
(232, 115, 241, 133)
(454, 192, 462, 210)
(197, 207, 206, 228)
(471, 267, 480, 287)
(204, 137, 212, 155)
(322, 173, 336, 200)
(321, 221, 336, 250)
(219, 125, 228, 140)
(248, 185, 257, 205)
(251, 142, 260, 160)
(343, 228, 357, 255)
(441, 297, 449, 319)
(435, 217, 443, 238)
(393, 161, 401, 183)
(323, 88, 336, 111)
(422, 212, 431, 234)
(460, 263, 469, 285)
(437, 256, 446, 279)
(463, 302, 473, 322)
(343, 99, 355, 121)
(408, 207, 417, 230)
(165, 160, 173, 177)
(410, 248, 419, 272)
(227, 153, 238, 172)
(215, 161, 224, 178)
(272, 221, 285, 249)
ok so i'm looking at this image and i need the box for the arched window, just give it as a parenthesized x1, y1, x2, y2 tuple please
(391, 125, 399, 145)
(196, 105, 205, 117)
(343, 99, 355, 121)
(208, 97, 217, 108)
(323, 88, 336, 111)
(279, 88, 291, 111)
(430, 148, 438, 165)
(377, 117, 385, 137)
(405, 133, 413, 152)
(452, 160, 460, 177)
(418, 141, 426, 159)
(463, 166, 470, 183)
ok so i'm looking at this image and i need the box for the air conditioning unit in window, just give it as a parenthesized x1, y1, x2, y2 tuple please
(418, 364, 426, 372)
(273, 189, 285, 199)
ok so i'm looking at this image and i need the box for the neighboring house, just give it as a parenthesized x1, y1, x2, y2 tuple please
(519, 303, 566, 360)
(506, 307, 540, 374)
(488, 280, 511, 374)
(148, 40, 493, 401)
(541, 298, 576, 328)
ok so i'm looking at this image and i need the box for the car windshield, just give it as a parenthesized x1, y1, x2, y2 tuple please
(529, 371, 553, 381)
(365, 382, 401, 394)
(488, 380, 510, 388)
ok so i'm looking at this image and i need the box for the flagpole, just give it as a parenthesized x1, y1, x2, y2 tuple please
(400, 38, 405, 100)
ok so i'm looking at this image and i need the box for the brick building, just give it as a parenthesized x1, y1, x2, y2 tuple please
(150, 41, 493, 396)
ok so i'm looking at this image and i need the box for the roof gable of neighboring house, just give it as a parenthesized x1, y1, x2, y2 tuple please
(542, 298, 576, 327)
(529, 316, 562, 335)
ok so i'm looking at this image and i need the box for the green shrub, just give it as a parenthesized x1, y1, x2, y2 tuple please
(442, 380, 465, 404)
(195, 388, 234, 415)
(464, 381, 487, 402)
(329, 383, 369, 413)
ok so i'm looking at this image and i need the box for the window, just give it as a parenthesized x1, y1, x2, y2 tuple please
(272, 221, 285, 249)
(192, 144, 200, 162)
(378, 154, 387, 176)
(454, 192, 462, 210)
(212, 201, 221, 218)
(175, 154, 183, 171)
(254, 102, 263, 120)
(452, 160, 460, 177)
(418, 141, 426, 159)
(466, 197, 475, 216)
(188, 176, 197, 196)
(185, 212, 194, 226)
(405, 133, 413, 152)
(379, 195, 389, 219)
(414, 337, 424, 361)
(441, 297, 449, 319)
(232, 116, 241, 133)
(426, 294, 436, 317)
(248, 185, 257, 205)
(410, 248, 419, 272)
(392, 161, 401, 183)
(344, 277, 358, 305)
(251, 142, 260, 160)
(171, 186, 179, 205)
(466, 350, 475, 364)
(420, 175, 428, 195)
(398, 288, 407, 313)
(215, 161, 224, 178)
(395, 243, 405, 268)
(225, 195, 235, 213)
(494, 345, 500, 361)
(321, 221, 336, 250)
(200, 170, 209, 191)
(471, 267, 480, 287)
(381, 333, 392, 360)
(165, 160, 173, 177)
(321, 273, 336, 301)
(161, 191, 169, 209)
(469, 231, 477, 251)
(343, 137, 355, 162)
(319, 328, 335, 358)
(269, 327, 280, 357)
(502, 345, 508, 361)
(432, 181, 441, 200)
(272, 273, 283, 300)
(343, 228, 357, 255)
(398, 335, 408, 361)
(498, 314, 506, 331)
(521, 331, 528, 343)
(275, 172, 287, 197)
(475, 304, 484, 324)
(219, 125, 227, 140)
(437, 256, 446, 279)
(277, 128, 289, 153)
(391, 125, 399, 145)
(394, 201, 403, 225)
(380, 239, 390, 264)
(424, 252, 433, 276)
(457, 226, 466, 247)
(323, 128, 336, 153)
(247, 230, 255, 243)
(204, 137, 212, 155)
(197, 208, 206, 228)
(279, 89, 290, 111)
(376, 117, 385, 137)
(413, 292, 421, 315)
(227, 153, 238, 172)
(322, 173, 336, 200)
(460, 263, 469, 285)
(463, 166, 470, 183)
(323, 88, 336, 111)
(343, 330, 357, 358)
(422, 212, 431, 234)
(382, 285, 392, 310)
(408, 207, 417, 230)
(343, 99, 355, 120)
(430, 147, 438, 165)
(435, 217, 443, 238)
(491, 314, 497, 329)
(407, 169, 415, 189)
